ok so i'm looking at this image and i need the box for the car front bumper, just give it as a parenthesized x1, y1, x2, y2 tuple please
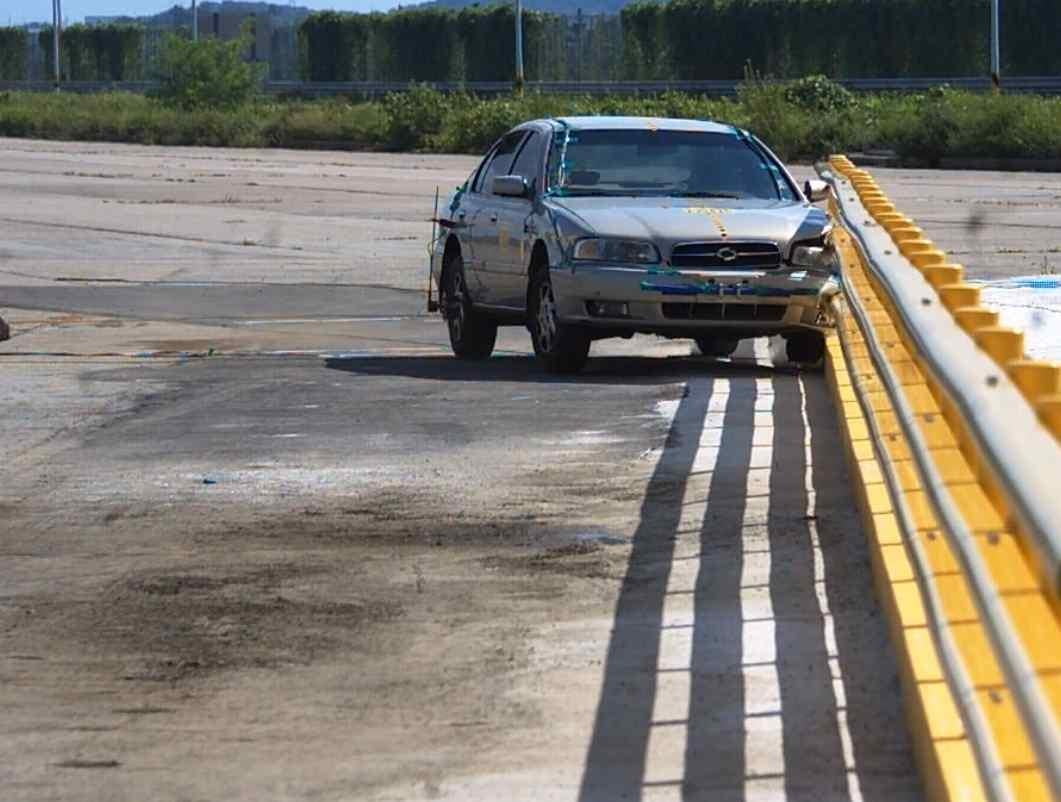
(549, 263, 834, 334)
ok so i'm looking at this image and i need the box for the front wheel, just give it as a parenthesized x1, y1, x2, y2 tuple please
(441, 253, 497, 359)
(785, 330, 825, 366)
(527, 267, 590, 374)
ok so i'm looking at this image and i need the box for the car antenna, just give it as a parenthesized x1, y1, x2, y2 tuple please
(426, 185, 440, 313)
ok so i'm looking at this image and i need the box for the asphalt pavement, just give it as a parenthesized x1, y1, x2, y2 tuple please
(7, 138, 1050, 801)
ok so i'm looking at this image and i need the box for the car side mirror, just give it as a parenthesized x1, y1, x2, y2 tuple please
(493, 175, 530, 198)
(804, 179, 830, 203)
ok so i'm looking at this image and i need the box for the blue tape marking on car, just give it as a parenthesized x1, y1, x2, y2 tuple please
(449, 183, 466, 213)
(640, 282, 702, 295)
(646, 267, 683, 277)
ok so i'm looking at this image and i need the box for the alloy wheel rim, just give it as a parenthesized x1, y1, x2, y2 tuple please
(536, 281, 558, 353)
(448, 270, 465, 342)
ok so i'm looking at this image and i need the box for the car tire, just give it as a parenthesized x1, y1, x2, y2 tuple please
(441, 252, 497, 360)
(785, 330, 826, 366)
(528, 266, 590, 374)
(694, 336, 739, 358)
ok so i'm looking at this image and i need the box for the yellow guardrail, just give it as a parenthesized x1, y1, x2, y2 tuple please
(820, 157, 1061, 802)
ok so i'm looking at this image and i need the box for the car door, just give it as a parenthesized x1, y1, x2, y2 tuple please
(453, 150, 494, 303)
(468, 130, 528, 306)
(491, 129, 544, 310)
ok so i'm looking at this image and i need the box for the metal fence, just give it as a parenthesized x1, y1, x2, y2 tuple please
(4, 75, 1061, 97)
(19, 23, 303, 83)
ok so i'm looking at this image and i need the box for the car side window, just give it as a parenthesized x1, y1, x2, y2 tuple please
(470, 149, 495, 195)
(474, 131, 527, 195)
(507, 131, 543, 194)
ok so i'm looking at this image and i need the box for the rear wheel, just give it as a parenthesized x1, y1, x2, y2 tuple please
(694, 336, 739, 358)
(441, 252, 497, 360)
(785, 330, 826, 366)
(528, 267, 590, 374)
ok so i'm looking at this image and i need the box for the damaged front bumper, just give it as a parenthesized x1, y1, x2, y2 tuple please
(550, 263, 836, 334)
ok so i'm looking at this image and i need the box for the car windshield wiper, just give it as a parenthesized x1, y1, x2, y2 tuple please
(673, 191, 743, 199)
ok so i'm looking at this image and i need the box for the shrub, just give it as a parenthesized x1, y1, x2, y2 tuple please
(783, 75, 854, 114)
(3, 86, 1061, 164)
(155, 33, 264, 110)
(261, 100, 387, 148)
(877, 90, 961, 165)
(381, 84, 452, 150)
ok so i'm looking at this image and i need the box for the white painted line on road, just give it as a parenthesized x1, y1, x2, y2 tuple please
(741, 360, 786, 788)
(800, 374, 864, 802)
(645, 375, 721, 790)
(644, 339, 867, 798)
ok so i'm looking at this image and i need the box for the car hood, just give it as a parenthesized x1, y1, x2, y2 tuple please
(545, 195, 822, 250)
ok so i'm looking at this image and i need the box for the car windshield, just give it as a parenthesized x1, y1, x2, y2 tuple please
(546, 128, 796, 201)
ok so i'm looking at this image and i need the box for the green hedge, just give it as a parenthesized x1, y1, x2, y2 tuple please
(621, 0, 1061, 80)
(2, 83, 1061, 164)
(0, 28, 27, 80)
(37, 24, 144, 81)
(297, 6, 561, 82)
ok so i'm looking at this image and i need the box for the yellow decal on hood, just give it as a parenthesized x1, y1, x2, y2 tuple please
(684, 206, 729, 238)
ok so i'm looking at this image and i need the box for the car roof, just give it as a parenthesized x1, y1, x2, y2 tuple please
(539, 116, 741, 134)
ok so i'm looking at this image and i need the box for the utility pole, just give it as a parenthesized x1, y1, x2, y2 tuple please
(990, 0, 1000, 89)
(574, 8, 583, 84)
(52, 0, 61, 88)
(514, 0, 524, 93)
(192, 0, 198, 41)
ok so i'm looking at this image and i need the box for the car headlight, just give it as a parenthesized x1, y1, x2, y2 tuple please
(790, 244, 826, 267)
(572, 238, 660, 264)
(789, 233, 831, 268)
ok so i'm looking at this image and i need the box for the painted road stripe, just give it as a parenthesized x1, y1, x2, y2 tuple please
(641, 338, 863, 799)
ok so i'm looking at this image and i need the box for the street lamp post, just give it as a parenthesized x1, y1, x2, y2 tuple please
(990, 0, 1000, 89)
(192, 0, 198, 41)
(514, 0, 524, 92)
(52, 0, 62, 88)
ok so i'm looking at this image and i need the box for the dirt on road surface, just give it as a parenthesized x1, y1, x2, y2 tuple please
(9, 139, 1054, 801)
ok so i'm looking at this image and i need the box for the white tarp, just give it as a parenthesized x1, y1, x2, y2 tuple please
(978, 276, 1061, 361)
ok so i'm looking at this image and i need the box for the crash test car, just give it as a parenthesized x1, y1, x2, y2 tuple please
(429, 116, 835, 373)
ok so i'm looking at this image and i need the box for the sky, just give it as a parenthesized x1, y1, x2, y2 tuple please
(3, 0, 403, 25)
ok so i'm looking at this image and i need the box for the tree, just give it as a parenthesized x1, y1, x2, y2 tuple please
(155, 32, 264, 109)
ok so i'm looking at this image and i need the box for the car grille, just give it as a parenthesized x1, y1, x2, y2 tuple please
(671, 241, 781, 270)
(662, 303, 787, 322)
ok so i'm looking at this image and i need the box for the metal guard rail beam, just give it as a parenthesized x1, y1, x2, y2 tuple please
(821, 163, 1061, 800)
(3, 75, 1061, 96)
(821, 167, 1061, 594)
(829, 280, 1011, 802)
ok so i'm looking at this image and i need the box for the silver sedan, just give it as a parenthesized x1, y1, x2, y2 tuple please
(430, 116, 835, 373)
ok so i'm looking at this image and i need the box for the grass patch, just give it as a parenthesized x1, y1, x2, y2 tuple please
(2, 81, 1061, 163)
